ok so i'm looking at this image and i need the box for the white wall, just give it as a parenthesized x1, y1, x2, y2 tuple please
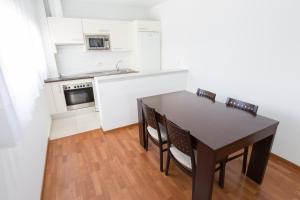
(40, 1, 60, 78)
(55, 46, 133, 75)
(62, 0, 153, 20)
(0, 0, 52, 199)
(151, 0, 300, 165)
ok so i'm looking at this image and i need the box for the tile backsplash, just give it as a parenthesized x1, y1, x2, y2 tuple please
(55, 45, 134, 75)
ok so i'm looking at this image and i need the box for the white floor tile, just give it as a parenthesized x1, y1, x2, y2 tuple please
(50, 111, 100, 140)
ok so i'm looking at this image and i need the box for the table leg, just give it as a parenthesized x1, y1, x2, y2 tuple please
(137, 99, 146, 148)
(246, 133, 275, 184)
(193, 143, 216, 200)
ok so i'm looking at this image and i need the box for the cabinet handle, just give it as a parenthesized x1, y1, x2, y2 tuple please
(112, 48, 124, 51)
(139, 28, 149, 31)
(98, 29, 110, 32)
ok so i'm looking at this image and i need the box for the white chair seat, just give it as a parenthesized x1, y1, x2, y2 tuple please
(147, 123, 167, 142)
(170, 145, 197, 169)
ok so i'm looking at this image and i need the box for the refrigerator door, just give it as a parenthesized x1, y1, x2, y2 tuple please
(138, 32, 161, 72)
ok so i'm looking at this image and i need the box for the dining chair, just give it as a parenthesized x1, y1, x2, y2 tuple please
(218, 97, 259, 188)
(164, 115, 228, 189)
(196, 88, 216, 101)
(164, 116, 196, 178)
(142, 103, 168, 172)
(226, 97, 258, 115)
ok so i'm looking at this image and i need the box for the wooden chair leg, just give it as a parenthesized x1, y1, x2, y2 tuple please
(165, 151, 171, 176)
(191, 163, 197, 193)
(192, 173, 195, 194)
(242, 146, 249, 174)
(219, 160, 226, 188)
(145, 132, 149, 151)
(159, 146, 164, 172)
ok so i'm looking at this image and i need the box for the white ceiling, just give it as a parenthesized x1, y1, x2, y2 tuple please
(77, 0, 167, 7)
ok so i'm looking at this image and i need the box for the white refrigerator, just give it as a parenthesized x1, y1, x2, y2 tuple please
(137, 32, 161, 72)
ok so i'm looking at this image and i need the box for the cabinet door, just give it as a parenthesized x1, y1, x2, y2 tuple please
(48, 17, 84, 45)
(51, 83, 67, 114)
(138, 32, 161, 72)
(45, 84, 57, 115)
(82, 19, 113, 34)
(110, 21, 133, 51)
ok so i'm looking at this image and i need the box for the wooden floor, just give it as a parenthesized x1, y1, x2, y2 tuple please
(42, 125, 300, 200)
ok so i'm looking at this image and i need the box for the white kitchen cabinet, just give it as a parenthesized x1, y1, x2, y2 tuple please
(132, 20, 161, 72)
(82, 19, 133, 51)
(134, 20, 161, 32)
(45, 82, 67, 114)
(137, 32, 161, 72)
(110, 21, 133, 51)
(82, 19, 113, 34)
(45, 84, 57, 115)
(47, 17, 84, 45)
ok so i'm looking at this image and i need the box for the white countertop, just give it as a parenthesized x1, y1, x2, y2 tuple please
(94, 68, 188, 83)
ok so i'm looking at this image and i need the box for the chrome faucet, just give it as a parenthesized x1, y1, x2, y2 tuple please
(115, 60, 123, 71)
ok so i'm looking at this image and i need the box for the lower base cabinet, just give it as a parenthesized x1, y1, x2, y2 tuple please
(45, 82, 67, 115)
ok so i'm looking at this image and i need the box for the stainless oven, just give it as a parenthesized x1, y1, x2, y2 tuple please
(63, 82, 95, 111)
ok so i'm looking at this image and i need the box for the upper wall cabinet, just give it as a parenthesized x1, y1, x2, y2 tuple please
(47, 17, 84, 45)
(47, 18, 160, 51)
(110, 21, 133, 51)
(82, 19, 113, 34)
(134, 20, 161, 32)
(82, 19, 133, 51)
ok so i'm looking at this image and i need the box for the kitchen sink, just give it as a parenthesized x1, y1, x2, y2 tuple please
(92, 69, 138, 76)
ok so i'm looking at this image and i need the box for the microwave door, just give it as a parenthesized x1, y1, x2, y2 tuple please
(89, 38, 104, 49)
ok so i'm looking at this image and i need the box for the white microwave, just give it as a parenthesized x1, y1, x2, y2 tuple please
(85, 35, 110, 50)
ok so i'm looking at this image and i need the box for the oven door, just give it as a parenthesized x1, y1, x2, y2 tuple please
(64, 88, 95, 110)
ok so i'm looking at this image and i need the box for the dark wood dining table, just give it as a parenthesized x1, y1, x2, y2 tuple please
(137, 91, 279, 200)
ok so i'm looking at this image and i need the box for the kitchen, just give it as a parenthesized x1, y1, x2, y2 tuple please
(44, 14, 188, 139)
